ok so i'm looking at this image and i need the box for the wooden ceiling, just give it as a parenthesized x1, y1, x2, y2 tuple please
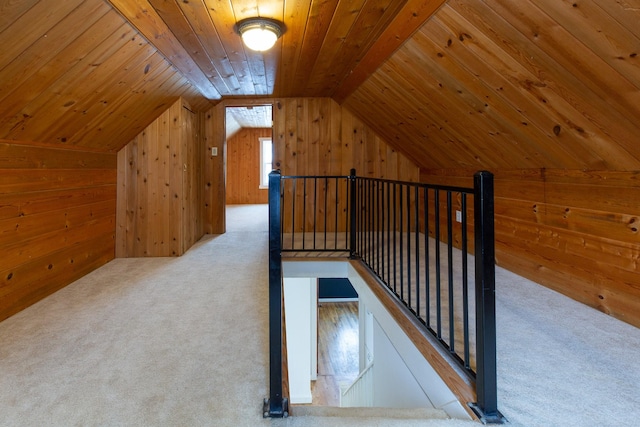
(106, 0, 444, 99)
(343, 0, 640, 170)
(1, 0, 639, 171)
(225, 105, 272, 139)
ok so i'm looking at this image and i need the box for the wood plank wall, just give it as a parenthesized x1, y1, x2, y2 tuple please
(203, 98, 420, 234)
(272, 98, 418, 180)
(420, 168, 640, 328)
(203, 105, 226, 235)
(0, 140, 116, 322)
(226, 128, 271, 205)
(116, 98, 205, 257)
(275, 98, 420, 234)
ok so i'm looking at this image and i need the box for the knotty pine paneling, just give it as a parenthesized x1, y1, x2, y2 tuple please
(203, 104, 226, 235)
(343, 0, 640, 171)
(273, 98, 418, 180)
(0, 141, 116, 322)
(116, 98, 205, 257)
(226, 128, 271, 205)
(0, 0, 213, 153)
(203, 98, 419, 234)
(273, 98, 419, 233)
(421, 168, 640, 328)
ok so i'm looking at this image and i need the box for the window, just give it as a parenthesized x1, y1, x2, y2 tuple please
(260, 137, 272, 188)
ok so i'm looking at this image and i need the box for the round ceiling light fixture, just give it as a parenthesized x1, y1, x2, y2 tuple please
(238, 18, 283, 52)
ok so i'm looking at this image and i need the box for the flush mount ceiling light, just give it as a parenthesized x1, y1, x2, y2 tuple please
(238, 18, 282, 52)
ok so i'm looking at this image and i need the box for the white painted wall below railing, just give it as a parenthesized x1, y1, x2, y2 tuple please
(283, 277, 317, 404)
(340, 361, 374, 407)
(283, 260, 472, 420)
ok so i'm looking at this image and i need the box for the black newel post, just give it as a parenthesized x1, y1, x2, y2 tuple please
(470, 171, 505, 424)
(264, 170, 288, 418)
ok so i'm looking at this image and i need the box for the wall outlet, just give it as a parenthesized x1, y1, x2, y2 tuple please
(455, 210, 462, 223)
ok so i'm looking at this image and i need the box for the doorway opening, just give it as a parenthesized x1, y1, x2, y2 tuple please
(224, 104, 274, 206)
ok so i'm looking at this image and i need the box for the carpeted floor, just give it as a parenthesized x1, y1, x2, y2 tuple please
(0, 204, 638, 426)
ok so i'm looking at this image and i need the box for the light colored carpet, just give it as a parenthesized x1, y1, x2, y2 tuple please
(0, 204, 638, 426)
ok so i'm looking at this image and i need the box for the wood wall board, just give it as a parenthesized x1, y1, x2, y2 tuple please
(0, 141, 117, 322)
(225, 128, 271, 205)
(0, 0, 40, 32)
(0, 169, 116, 194)
(0, 186, 116, 221)
(448, 0, 640, 167)
(425, 12, 589, 168)
(304, 0, 406, 97)
(106, 0, 220, 100)
(0, 1, 213, 153)
(271, 98, 420, 233)
(116, 98, 205, 257)
(0, 231, 114, 300)
(1, 33, 158, 143)
(0, 142, 117, 169)
(496, 226, 640, 328)
(1, 215, 115, 280)
(595, 0, 640, 40)
(284, 0, 338, 98)
(148, 0, 233, 95)
(534, 0, 640, 88)
(342, 71, 478, 170)
(0, 1, 112, 105)
(333, 0, 448, 102)
(0, 0, 85, 66)
(0, 19, 134, 123)
(203, 103, 226, 234)
(420, 168, 640, 328)
(487, 0, 640, 118)
(44, 50, 173, 148)
(0, 199, 115, 247)
(0, 232, 115, 322)
(205, 0, 258, 95)
(343, 0, 640, 171)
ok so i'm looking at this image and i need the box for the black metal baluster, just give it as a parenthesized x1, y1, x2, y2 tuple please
(386, 181, 391, 287)
(381, 181, 386, 283)
(393, 183, 397, 294)
(415, 185, 420, 318)
(324, 177, 328, 249)
(349, 170, 356, 258)
(302, 178, 307, 250)
(376, 180, 381, 275)
(399, 184, 404, 300)
(291, 179, 296, 249)
(424, 187, 430, 326)
(435, 189, 441, 339)
(447, 191, 455, 352)
(461, 193, 470, 369)
(406, 184, 411, 308)
(313, 178, 317, 250)
(334, 178, 339, 250)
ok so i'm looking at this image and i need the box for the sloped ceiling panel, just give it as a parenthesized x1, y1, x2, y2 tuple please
(0, 0, 213, 152)
(343, 0, 640, 171)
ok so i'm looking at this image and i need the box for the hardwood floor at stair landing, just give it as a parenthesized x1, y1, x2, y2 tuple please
(309, 301, 359, 406)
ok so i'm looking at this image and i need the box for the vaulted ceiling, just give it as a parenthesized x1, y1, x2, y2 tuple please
(107, 0, 442, 99)
(1, 0, 639, 170)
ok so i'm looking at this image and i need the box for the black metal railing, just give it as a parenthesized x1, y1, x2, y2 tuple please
(279, 174, 351, 255)
(265, 169, 504, 423)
